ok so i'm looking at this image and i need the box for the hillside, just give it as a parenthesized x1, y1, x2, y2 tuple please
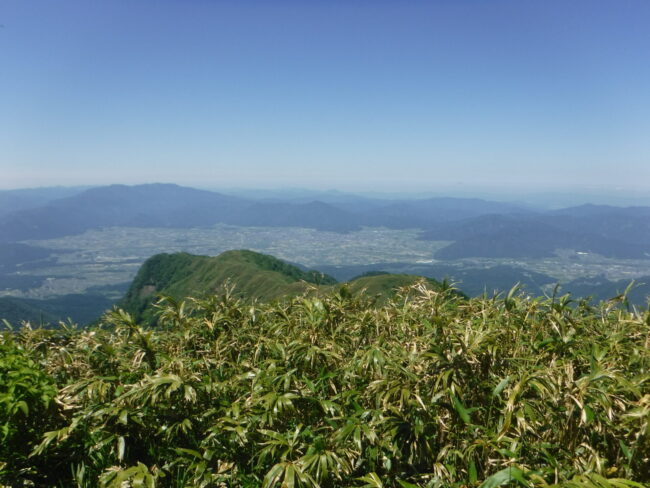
(360, 197, 531, 229)
(0, 293, 115, 327)
(120, 250, 446, 323)
(421, 210, 650, 260)
(0, 296, 58, 326)
(347, 272, 446, 298)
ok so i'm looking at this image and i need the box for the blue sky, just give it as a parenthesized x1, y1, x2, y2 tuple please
(1, 1, 649, 191)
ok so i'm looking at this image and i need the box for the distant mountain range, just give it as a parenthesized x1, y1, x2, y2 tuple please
(0, 186, 91, 218)
(422, 212, 650, 260)
(0, 183, 530, 239)
(1, 183, 647, 261)
(0, 184, 247, 240)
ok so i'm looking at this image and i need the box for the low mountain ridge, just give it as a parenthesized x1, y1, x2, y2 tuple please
(120, 250, 446, 323)
(0, 186, 89, 218)
(0, 293, 115, 326)
(346, 273, 445, 297)
(362, 197, 531, 229)
(120, 250, 338, 323)
(421, 211, 650, 260)
(0, 184, 370, 241)
(0, 184, 249, 241)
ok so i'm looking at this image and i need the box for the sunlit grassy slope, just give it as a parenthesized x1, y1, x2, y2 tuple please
(2, 282, 648, 487)
(347, 273, 445, 298)
(120, 250, 448, 323)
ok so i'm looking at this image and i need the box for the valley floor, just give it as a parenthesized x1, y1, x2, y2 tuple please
(4, 225, 649, 302)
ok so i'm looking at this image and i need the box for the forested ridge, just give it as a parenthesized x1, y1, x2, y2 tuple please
(2, 282, 649, 487)
(118, 250, 445, 324)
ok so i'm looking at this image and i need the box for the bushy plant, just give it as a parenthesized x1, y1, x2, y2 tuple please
(0, 325, 61, 485)
(2, 284, 649, 487)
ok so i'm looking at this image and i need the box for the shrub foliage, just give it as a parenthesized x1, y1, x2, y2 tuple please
(1, 284, 649, 487)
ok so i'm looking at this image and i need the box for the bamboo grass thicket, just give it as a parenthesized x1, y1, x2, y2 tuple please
(1, 283, 649, 487)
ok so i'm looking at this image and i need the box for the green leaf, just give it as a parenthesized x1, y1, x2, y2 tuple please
(357, 472, 384, 488)
(398, 480, 420, 488)
(173, 447, 203, 460)
(480, 467, 530, 488)
(469, 460, 478, 484)
(582, 405, 595, 424)
(619, 439, 632, 462)
(118, 409, 128, 425)
(262, 463, 286, 488)
(451, 392, 471, 424)
(492, 377, 510, 397)
(16, 400, 29, 416)
(606, 480, 645, 488)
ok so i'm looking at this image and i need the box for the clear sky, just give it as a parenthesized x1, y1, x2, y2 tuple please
(1, 1, 649, 191)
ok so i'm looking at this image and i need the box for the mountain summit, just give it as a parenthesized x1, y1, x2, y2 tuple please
(120, 249, 446, 323)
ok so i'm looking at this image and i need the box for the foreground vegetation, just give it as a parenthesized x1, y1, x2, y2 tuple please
(1, 283, 649, 487)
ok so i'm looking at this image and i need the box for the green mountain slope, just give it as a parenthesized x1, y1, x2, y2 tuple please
(120, 250, 447, 323)
(120, 250, 337, 322)
(0, 297, 58, 326)
(347, 272, 445, 298)
(0, 294, 115, 327)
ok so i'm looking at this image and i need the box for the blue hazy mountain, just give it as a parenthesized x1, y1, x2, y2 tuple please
(421, 210, 650, 260)
(0, 184, 532, 241)
(0, 186, 90, 218)
(1, 184, 648, 262)
(0, 184, 249, 241)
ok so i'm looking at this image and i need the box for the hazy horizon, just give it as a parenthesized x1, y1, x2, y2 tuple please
(3, 181, 650, 209)
(2, 1, 650, 191)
